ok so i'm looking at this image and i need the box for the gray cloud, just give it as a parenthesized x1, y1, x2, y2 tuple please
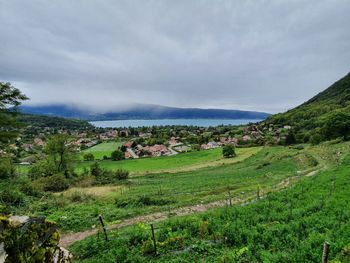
(0, 0, 349, 113)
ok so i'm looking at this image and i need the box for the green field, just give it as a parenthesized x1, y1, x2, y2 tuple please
(36, 142, 342, 233)
(77, 147, 261, 175)
(81, 141, 123, 160)
(70, 144, 350, 262)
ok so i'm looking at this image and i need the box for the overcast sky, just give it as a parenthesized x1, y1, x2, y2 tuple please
(0, 0, 349, 113)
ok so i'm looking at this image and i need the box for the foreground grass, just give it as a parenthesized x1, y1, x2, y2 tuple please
(76, 147, 261, 175)
(70, 150, 350, 262)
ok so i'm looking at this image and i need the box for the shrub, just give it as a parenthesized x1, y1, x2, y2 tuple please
(28, 159, 56, 179)
(222, 144, 236, 158)
(115, 169, 129, 180)
(68, 191, 95, 203)
(0, 157, 16, 179)
(141, 239, 155, 255)
(111, 150, 124, 161)
(94, 168, 129, 185)
(83, 153, 95, 161)
(36, 174, 70, 192)
(90, 162, 102, 177)
(0, 187, 27, 207)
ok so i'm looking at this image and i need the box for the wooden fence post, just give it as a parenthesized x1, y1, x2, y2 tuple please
(322, 242, 330, 263)
(151, 224, 157, 256)
(98, 215, 109, 241)
(228, 191, 232, 206)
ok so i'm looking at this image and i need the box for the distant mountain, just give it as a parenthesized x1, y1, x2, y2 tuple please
(19, 104, 271, 121)
(267, 72, 350, 142)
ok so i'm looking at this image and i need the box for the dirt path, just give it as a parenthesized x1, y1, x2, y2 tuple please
(59, 168, 321, 248)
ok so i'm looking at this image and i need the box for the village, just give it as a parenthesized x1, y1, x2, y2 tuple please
(8, 121, 294, 165)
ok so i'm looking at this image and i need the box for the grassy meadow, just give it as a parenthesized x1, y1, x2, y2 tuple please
(77, 146, 262, 175)
(70, 146, 350, 262)
(34, 142, 344, 233)
(81, 140, 123, 160)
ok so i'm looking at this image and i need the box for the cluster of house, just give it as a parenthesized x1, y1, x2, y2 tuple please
(20, 137, 46, 152)
(201, 137, 238, 150)
(123, 141, 176, 159)
(98, 130, 118, 140)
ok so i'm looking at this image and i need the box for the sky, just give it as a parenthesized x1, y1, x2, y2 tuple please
(0, 0, 349, 113)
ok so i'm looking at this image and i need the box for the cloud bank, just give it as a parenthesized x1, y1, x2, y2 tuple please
(0, 0, 349, 113)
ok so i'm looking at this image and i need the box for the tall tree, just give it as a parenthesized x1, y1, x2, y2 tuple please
(45, 134, 76, 176)
(0, 82, 28, 146)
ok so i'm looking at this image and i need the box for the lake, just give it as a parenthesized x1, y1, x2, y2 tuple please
(90, 118, 262, 128)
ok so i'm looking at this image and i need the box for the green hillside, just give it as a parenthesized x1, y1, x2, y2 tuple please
(18, 113, 93, 130)
(267, 73, 350, 143)
(70, 141, 350, 262)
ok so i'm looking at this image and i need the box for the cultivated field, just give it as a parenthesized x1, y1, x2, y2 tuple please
(77, 147, 261, 175)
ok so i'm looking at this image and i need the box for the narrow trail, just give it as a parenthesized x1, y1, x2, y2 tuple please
(59, 168, 322, 248)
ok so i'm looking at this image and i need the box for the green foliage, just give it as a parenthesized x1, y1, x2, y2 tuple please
(285, 130, 297, 145)
(45, 134, 76, 176)
(90, 162, 129, 184)
(0, 216, 60, 263)
(0, 82, 28, 146)
(111, 150, 124, 161)
(28, 158, 56, 179)
(35, 174, 70, 192)
(267, 73, 350, 143)
(94, 169, 129, 185)
(321, 109, 350, 140)
(0, 157, 16, 179)
(115, 169, 129, 180)
(83, 153, 95, 161)
(222, 144, 236, 158)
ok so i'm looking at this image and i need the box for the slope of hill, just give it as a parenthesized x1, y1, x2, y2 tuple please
(19, 104, 270, 121)
(267, 72, 350, 142)
(18, 114, 93, 130)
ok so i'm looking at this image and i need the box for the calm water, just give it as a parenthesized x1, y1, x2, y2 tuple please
(90, 119, 262, 128)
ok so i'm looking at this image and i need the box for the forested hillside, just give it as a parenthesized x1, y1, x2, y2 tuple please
(267, 73, 350, 143)
(18, 114, 93, 130)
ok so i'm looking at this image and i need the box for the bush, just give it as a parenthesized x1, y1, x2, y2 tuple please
(28, 159, 56, 179)
(111, 150, 124, 161)
(68, 191, 95, 203)
(222, 144, 236, 158)
(36, 174, 70, 192)
(0, 157, 16, 179)
(83, 153, 95, 161)
(90, 162, 102, 177)
(93, 167, 129, 185)
(0, 187, 27, 207)
(115, 169, 129, 180)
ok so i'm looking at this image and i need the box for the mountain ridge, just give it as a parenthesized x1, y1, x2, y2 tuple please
(266, 72, 350, 143)
(19, 104, 271, 121)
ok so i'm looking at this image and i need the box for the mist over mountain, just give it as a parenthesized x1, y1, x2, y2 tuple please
(19, 104, 270, 121)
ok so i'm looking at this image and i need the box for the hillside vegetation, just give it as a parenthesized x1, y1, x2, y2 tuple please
(267, 73, 350, 143)
(18, 113, 93, 130)
(70, 141, 350, 262)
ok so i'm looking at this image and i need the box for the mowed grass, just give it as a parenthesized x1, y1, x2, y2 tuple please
(40, 145, 329, 232)
(76, 147, 261, 175)
(81, 141, 123, 160)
